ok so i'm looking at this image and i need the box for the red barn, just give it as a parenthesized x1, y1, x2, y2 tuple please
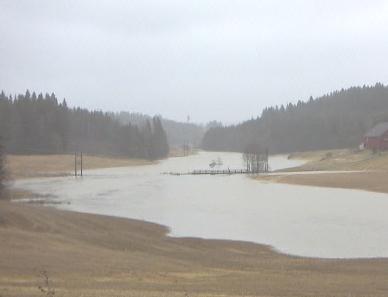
(364, 122, 388, 151)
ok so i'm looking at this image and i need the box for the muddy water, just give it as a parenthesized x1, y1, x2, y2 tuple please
(14, 151, 388, 258)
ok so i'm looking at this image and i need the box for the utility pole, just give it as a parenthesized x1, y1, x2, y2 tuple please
(74, 152, 84, 177)
(74, 152, 77, 177)
(80, 152, 83, 177)
(183, 114, 190, 157)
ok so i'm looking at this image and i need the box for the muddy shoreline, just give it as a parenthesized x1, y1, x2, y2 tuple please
(3, 151, 388, 296)
(260, 149, 388, 194)
(1, 200, 388, 297)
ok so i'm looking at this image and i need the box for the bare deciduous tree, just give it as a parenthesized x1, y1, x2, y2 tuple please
(243, 143, 269, 173)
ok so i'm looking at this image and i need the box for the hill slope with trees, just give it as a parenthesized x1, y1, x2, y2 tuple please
(115, 112, 205, 148)
(202, 83, 388, 154)
(0, 91, 169, 160)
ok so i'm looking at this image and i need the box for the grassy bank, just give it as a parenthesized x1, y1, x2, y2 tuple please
(3, 150, 388, 296)
(257, 149, 388, 194)
(287, 149, 388, 171)
(5, 154, 153, 179)
(1, 200, 388, 297)
(258, 171, 388, 194)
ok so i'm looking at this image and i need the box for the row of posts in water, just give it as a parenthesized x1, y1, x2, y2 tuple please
(73, 150, 269, 177)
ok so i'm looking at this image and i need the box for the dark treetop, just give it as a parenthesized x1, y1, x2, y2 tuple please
(0, 90, 169, 160)
(202, 83, 388, 154)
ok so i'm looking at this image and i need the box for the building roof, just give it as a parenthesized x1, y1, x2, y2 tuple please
(365, 122, 388, 137)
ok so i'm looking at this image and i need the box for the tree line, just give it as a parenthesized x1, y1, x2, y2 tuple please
(0, 90, 169, 160)
(115, 111, 205, 148)
(202, 83, 388, 154)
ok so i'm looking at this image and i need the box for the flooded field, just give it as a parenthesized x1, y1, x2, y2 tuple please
(13, 151, 388, 259)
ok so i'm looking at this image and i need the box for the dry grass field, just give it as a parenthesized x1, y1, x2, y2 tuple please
(1, 201, 388, 297)
(286, 149, 388, 171)
(3, 151, 388, 296)
(258, 171, 388, 194)
(168, 148, 198, 158)
(257, 149, 388, 194)
(5, 154, 153, 179)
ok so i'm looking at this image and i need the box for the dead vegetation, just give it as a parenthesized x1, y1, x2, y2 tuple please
(258, 171, 388, 194)
(5, 154, 153, 179)
(257, 149, 388, 194)
(38, 271, 55, 297)
(1, 201, 388, 297)
(168, 148, 198, 158)
(286, 148, 388, 171)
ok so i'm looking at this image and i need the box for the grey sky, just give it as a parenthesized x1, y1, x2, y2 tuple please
(1, 0, 388, 124)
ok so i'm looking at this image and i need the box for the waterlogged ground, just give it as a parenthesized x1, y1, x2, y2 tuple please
(13, 151, 388, 258)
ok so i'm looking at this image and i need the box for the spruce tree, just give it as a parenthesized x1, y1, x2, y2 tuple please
(0, 90, 170, 160)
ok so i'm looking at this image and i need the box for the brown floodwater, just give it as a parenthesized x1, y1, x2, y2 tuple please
(13, 151, 388, 259)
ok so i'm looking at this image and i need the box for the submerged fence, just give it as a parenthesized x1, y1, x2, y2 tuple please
(163, 168, 267, 176)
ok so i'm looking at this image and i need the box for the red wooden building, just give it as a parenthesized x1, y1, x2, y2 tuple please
(363, 122, 388, 151)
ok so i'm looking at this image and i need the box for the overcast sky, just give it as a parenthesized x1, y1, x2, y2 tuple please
(1, 0, 388, 124)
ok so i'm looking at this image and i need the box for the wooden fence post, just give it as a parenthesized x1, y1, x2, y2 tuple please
(80, 152, 83, 177)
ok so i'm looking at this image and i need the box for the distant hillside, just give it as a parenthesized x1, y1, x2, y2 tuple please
(202, 83, 388, 154)
(115, 112, 205, 148)
(0, 91, 169, 160)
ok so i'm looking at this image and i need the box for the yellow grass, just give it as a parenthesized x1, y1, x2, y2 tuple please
(168, 147, 199, 158)
(5, 154, 153, 179)
(1, 201, 388, 297)
(258, 149, 388, 194)
(287, 149, 388, 171)
(258, 171, 388, 194)
(3, 150, 388, 296)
